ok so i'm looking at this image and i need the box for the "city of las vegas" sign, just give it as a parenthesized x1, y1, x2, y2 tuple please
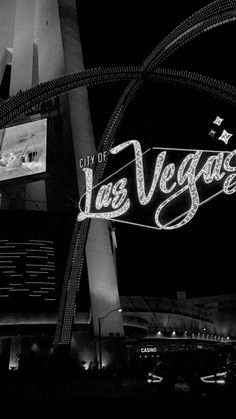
(77, 129, 236, 230)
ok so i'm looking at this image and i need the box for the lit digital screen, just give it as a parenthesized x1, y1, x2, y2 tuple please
(0, 118, 47, 183)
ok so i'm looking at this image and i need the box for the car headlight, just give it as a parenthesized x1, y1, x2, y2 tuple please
(147, 372, 163, 383)
(200, 372, 227, 384)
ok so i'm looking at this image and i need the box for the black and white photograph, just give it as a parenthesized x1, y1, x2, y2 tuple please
(0, 0, 236, 407)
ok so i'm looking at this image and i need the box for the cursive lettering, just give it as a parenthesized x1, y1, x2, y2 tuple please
(77, 140, 236, 230)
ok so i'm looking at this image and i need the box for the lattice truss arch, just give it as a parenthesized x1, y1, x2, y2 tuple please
(1, 67, 236, 129)
(0, 0, 235, 345)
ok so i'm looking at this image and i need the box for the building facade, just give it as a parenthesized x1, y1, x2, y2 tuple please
(0, 0, 123, 369)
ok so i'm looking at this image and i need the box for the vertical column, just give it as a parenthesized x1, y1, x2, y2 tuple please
(58, 0, 124, 337)
(86, 221, 124, 337)
(0, 0, 16, 85)
(10, 0, 35, 96)
(9, 337, 21, 370)
(35, 0, 65, 83)
(26, 0, 66, 211)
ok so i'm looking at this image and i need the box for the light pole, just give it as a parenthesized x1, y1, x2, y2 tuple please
(98, 308, 122, 370)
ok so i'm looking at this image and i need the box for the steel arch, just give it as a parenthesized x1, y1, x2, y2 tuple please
(56, 1, 236, 346)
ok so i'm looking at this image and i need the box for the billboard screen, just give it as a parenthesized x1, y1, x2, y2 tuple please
(0, 118, 47, 183)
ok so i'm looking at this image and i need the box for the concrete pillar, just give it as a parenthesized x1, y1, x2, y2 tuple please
(10, 0, 35, 96)
(35, 0, 65, 83)
(70, 329, 97, 368)
(71, 330, 127, 370)
(0, 0, 16, 84)
(9, 337, 21, 370)
(26, 0, 66, 210)
(59, 0, 124, 337)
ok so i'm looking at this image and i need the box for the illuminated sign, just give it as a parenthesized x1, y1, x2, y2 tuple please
(140, 347, 157, 353)
(78, 139, 236, 230)
(79, 151, 108, 169)
(0, 118, 47, 184)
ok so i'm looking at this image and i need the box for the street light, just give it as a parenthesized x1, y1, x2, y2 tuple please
(98, 307, 122, 370)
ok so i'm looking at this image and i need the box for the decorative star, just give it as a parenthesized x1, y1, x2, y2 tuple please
(213, 116, 224, 126)
(208, 129, 216, 137)
(218, 129, 233, 144)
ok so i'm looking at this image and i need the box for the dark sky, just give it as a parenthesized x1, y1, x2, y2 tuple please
(77, 1, 236, 299)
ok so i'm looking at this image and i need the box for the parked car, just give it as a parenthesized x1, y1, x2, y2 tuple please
(147, 349, 236, 397)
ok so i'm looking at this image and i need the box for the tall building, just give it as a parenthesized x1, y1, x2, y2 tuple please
(0, 0, 124, 369)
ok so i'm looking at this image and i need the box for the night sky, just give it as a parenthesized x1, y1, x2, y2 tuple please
(77, 1, 236, 299)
